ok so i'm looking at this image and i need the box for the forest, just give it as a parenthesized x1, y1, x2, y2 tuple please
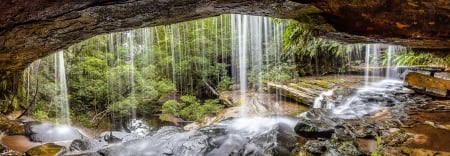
(6, 14, 447, 129)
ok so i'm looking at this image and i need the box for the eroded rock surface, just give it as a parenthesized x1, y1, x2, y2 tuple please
(0, 0, 448, 71)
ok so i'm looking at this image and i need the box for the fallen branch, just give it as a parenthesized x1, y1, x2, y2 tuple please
(202, 79, 233, 107)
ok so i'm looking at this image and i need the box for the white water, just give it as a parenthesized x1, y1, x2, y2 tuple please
(313, 44, 407, 116)
(364, 44, 371, 86)
(55, 50, 71, 125)
(313, 89, 334, 109)
(126, 31, 137, 120)
(220, 116, 297, 137)
(230, 14, 285, 116)
(331, 79, 403, 119)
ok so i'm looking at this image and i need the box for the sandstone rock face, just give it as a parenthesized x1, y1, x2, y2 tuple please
(405, 72, 450, 97)
(0, 0, 448, 71)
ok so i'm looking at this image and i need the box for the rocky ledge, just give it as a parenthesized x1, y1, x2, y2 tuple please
(0, 0, 449, 71)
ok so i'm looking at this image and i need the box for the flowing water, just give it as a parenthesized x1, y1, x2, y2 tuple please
(230, 14, 285, 116)
(313, 44, 408, 118)
(55, 50, 71, 125)
(100, 116, 298, 156)
(20, 14, 420, 155)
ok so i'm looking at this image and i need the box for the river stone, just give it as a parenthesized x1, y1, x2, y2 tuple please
(304, 140, 330, 154)
(0, 120, 25, 135)
(69, 138, 106, 152)
(25, 121, 84, 142)
(295, 122, 335, 139)
(295, 109, 336, 138)
(25, 143, 66, 156)
(97, 131, 141, 144)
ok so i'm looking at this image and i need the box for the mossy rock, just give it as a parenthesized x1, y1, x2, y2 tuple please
(0, 120, 25, 135)
(25, 143, 66, 156)
(295, 122, 334, 139)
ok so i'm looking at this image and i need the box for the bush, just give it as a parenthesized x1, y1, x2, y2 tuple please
(160, 95, 224, 122)
(33, 110, 50, 121)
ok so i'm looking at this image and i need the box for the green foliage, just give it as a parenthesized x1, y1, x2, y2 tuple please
(161, 95, 223, 122)
(371, 136, 383, 156)
(33, 110, 50, 121)
(283, 20, 351, 76)
(160, 100, 183, 120)
(74, 115, 96, 128)
(392, 50, 450, 67)
(218, 76, 233, 91)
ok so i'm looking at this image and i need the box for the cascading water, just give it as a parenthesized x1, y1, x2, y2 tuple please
(20, 13, 427, 156)
(230, 14, 286, 116)
(55, 50, 71, 125)
(364, 44, 371, 86)
(312, 44, 408, 118)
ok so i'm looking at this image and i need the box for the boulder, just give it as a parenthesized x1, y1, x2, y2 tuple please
(294, 122, 335, 139)
(69, 138, 106, 152)
(25, 143, 66, 156)
(295, 110, 337, 139)
(97, 131, 141, 144)
(25, 121, 84, 142)
(404, 72, 450, 98)
(304, 140, 330, 154)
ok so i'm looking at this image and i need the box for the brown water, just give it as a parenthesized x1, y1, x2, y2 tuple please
(404, 102, 450, 152)
(2, 135, 42, 153)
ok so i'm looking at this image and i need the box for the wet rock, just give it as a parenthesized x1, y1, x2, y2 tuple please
(295, 109, 336, 138)
(97, 131, 140, 144)
(97, 126, 189, 156)
(25, 121, 84, 142)
(327, 142, 362, 156)
(25, 143, 66, 156)
(294, 121, 335, 139)
(99, 116, 299, 156)
(242, 122, 297, 156)
(0, 120, 25, 135)
(69, 138, 106, 152)
(304, 140, 330, 154)
(0, 142, 7, 153)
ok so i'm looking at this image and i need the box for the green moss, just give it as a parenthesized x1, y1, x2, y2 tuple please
(25, 143, 65, 156)
(296, 123, 316, 132)
(314, 80, 330, 88)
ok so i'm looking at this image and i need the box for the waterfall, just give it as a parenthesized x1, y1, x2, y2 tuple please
(364, 44, 371, 86)
(55, 50, 71, 125)
(230, 14, 285, 115)
(126, 31, 137, 120)
(386, 46, 393, 78)
(385, 45, 406, 79)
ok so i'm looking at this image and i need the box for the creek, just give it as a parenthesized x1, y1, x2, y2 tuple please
(1, 14, 448, 156)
